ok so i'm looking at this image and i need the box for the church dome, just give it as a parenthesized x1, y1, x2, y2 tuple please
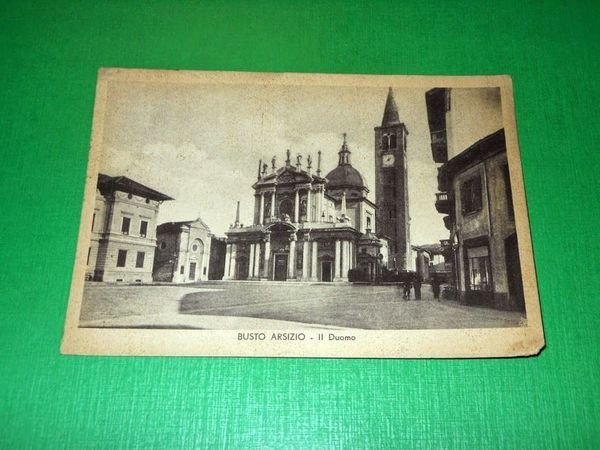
(326, 164, 367, 190)
(325, 134, 368, 191)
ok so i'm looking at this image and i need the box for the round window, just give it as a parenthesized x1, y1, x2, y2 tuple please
(192, 244, 198, 252)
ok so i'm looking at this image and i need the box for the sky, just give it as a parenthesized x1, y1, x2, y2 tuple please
(100, 79, 449, 245)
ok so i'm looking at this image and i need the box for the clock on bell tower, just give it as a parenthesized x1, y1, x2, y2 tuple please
(374, 87, 410, 270)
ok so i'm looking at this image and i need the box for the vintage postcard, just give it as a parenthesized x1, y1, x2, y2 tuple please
(61, 69, 544, 357)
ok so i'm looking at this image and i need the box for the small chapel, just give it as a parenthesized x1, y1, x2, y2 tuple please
(224, 135, 389, 282)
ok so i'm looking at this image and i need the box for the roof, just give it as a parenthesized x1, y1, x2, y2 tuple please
(325, 164, 368, 191)
(97, 174, 173, 201)
(381, 87, 401, 126)
(438, 129, 506, 184)
(412, 244, 446, 256)
(157, 217, 211, 233)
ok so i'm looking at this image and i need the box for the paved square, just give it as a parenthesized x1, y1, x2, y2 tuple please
(80, 281, 526, 329)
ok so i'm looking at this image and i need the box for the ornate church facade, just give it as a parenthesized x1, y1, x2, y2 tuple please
(224, 135, 388, 282)
(223, 88, 413, 282)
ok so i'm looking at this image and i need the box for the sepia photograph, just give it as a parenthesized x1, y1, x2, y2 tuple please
(61, 69, 544, 357)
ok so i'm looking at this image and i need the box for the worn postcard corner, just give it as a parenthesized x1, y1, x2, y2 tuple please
(61, 69, 544, 358)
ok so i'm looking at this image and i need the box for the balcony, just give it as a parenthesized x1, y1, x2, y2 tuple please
(435, 192, 451, 214)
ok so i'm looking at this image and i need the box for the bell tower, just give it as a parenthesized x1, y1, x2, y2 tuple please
(374, 88, 410, 270)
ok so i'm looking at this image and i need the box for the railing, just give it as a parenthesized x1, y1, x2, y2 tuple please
(435, 192, 448, 202)
(435, 192, 451, 214)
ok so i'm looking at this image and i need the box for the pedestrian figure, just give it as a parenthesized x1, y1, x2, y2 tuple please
(431, 279, 441, 301)
(413, 275, 422, 300)
(403, 279, 412, 300)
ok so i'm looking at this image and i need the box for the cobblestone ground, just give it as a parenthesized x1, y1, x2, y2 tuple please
(80, 281, 526, 329)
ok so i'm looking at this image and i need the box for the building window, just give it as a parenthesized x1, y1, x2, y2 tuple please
(116, 250, 127, 267)
(502, 165, 514, 220)
(389, 134, 397, 149)
(461, 176, 483, 215)
(382, 134, 389, 151)
(139, 220, 148, 237)
(466, 246, 491, 291)
(279, 199, 293, 217)
(91, 213, 96, 232)
(180, 265, 185, 275)
(366, 216, 372, 229)
(136, 251, 145, 268)
(121, 217, 131, 234)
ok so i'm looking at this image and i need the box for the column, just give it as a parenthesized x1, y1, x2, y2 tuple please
(259, 193, 265, 225)
(288, 235, 296, 279)
(341, 240, 349, 280)
(294, 189, 300, 223)
(263, 234, 271, 279)
(224, 243, 232, 279)
(334, 240, 341, 280)
(349, 241, 354, 270)
(311, 240, 318, 281)
(230, 243, 237, 279)
(253, 243, 261, 279)
(302, 238, 309, 280)
(270, 192, 276, 221)
(248, 243, 255, 279)
(306, 189, 311, 223)
(319, 189, 324, 221)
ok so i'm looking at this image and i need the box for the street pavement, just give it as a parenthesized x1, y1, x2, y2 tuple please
(79, 281, 526, 330)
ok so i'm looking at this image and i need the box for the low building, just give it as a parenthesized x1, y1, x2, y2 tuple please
(153, 218, 213, 283)
(426, 87, 524, 310)
(224, 136, 387, 282)
(87, 174, 173, 283)
(412, 242, 453, 283)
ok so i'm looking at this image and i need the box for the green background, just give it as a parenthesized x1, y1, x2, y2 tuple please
(1, 1, 598, 448)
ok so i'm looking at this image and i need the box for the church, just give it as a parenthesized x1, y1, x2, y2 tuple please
(223, 88, 411, 282)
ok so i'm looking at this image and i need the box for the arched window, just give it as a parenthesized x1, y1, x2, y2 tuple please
(389, 133, 397, 149)
(366, 216, 372, 229)
(382, 134, 389, 150)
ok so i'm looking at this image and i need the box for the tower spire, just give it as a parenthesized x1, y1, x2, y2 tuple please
(381, 87, 400, 126)
(338, 132, 351, 166)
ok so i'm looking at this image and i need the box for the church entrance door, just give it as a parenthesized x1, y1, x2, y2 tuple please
(189, 262, 197, 281)
(237, 257, 249, 280)
(274, 255, 288, 281)
(321, 261, 332, 282)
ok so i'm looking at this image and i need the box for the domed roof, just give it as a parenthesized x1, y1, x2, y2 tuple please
(325, 134, 368, 191)
(325, 164, 367, 190)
